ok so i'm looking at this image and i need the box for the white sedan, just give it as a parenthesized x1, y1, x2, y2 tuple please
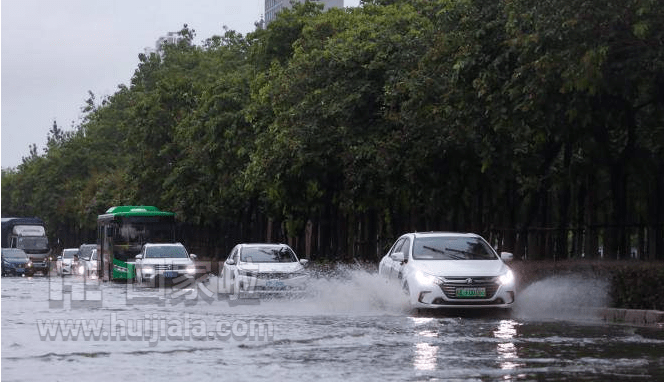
(134, 243, 197, 286)
(218, 243, 308, 297)
(56, 248, 80, 276)
(379, 232, 516, 309)
(82, 248, 99, 278)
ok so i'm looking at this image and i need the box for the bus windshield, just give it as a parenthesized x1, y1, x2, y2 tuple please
(115, 217, 174, 245)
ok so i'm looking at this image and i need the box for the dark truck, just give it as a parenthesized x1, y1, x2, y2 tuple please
(1, 217, 51, 275)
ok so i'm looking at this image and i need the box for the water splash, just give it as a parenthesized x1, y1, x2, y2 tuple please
(512, 275, 610, 321)
(304, 266, 410, 314)
(207, 265, 410, 316)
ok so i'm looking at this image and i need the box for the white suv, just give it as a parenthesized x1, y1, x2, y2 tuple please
(134, 243, 197, 286)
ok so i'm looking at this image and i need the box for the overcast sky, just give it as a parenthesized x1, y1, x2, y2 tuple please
(1, 0, 361, 169)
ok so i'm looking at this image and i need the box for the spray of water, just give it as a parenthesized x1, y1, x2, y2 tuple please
(303, 265, 411, 314)
(512, 275, 610, 321)
(206, 265, 411, 316)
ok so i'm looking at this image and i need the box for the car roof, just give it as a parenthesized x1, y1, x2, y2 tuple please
(239, 243, 289, 247)
(404, 232, 482, 239)
(143, 243, 185, 247)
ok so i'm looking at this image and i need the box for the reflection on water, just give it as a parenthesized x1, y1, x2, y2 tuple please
(411, 316, 439, 371)
(414, 342, 439, 371)
(494, 319, 523, 378)
(4, 274, 664, 381)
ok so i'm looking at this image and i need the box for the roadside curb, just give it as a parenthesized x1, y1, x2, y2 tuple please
(597, 308, 664, 327)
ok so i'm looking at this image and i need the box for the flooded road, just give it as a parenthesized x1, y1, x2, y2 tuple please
(2, 269, 663, 381)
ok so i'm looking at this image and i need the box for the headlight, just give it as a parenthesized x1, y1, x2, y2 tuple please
(186, 265, 196, 275)
(415, 270, 439, 285)
(143, 265, 155, 273)
(27, 261, 33, 268)
(290, 271, 307, 279)
(499, 270, 514, 285)
(237, 269, 254, 277)
(78, 265, 85, 274)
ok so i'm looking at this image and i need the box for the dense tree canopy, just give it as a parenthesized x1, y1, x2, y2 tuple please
(3, 0, 663, 260)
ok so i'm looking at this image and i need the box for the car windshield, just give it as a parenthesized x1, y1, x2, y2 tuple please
(17, 236, 49, 250)
(413, 237, 497, 260)
(62, 250, 78, 259)
(3, 250, 28, 260)
(241, 247, 297, 263)
(145, 246, 188, 259)
(79, 245, 95, 260)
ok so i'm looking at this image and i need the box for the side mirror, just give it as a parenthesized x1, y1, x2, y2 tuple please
(390, 252, 405, 262)
(57, 256, 62, 260)
(299, 259, 309, 266)
(500, 252, 514, 262)
(225, 258, 235, 266)
(190, 254, 197, 260)
(135, 254, 143, 260)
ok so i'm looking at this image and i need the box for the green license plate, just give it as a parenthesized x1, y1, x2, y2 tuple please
(456, 287, 486, 298)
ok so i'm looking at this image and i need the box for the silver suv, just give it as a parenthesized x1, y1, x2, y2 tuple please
(134, 243, 197, 286)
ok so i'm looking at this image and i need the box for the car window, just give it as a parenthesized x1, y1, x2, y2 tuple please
(413, 237, 497, 260)
(228, 248, 238, 263)
(401, 238, 411, 258)
(62, 250, 78, 259)
(389, 238, 405, 256)
(145, 246, 188, 258)
(240, 247, 297, 263)
(2, 249, 27, 259)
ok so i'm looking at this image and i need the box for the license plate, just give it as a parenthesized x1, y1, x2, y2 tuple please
(163, 271, 178, 278)
(266, 280, 285, 288)
(456, 287, 486, 298)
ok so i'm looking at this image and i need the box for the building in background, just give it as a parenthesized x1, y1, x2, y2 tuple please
(144, 31, 185, 56)
(265, 0, 344, 25)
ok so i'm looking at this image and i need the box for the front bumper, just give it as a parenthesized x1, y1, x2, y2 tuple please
(410, 278, 515, 309)
(234, 274, 308, 297)
(139, 266, 196, 285)
(29, 258, 49, 272)
(4, 263, 34, 276)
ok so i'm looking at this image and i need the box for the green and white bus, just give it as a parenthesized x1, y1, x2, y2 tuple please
(97, 206, 176, 281)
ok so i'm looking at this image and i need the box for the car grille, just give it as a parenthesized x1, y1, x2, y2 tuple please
(244, 272, 299, 280)
(153, 264, 189, 271)
(439, 276, 500, 299)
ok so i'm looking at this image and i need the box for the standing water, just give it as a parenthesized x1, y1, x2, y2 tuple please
(2, 267, 663, 381)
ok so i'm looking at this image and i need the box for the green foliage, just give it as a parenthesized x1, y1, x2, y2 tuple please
(3, 0, 664, 259)
(611, 264, 664, 310)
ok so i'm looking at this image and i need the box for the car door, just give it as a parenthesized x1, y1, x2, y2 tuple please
(383, 238, 405, 280)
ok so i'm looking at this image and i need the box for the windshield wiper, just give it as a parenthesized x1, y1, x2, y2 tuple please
(445, 247, 478, 259)
(422, 245, 465, 260)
